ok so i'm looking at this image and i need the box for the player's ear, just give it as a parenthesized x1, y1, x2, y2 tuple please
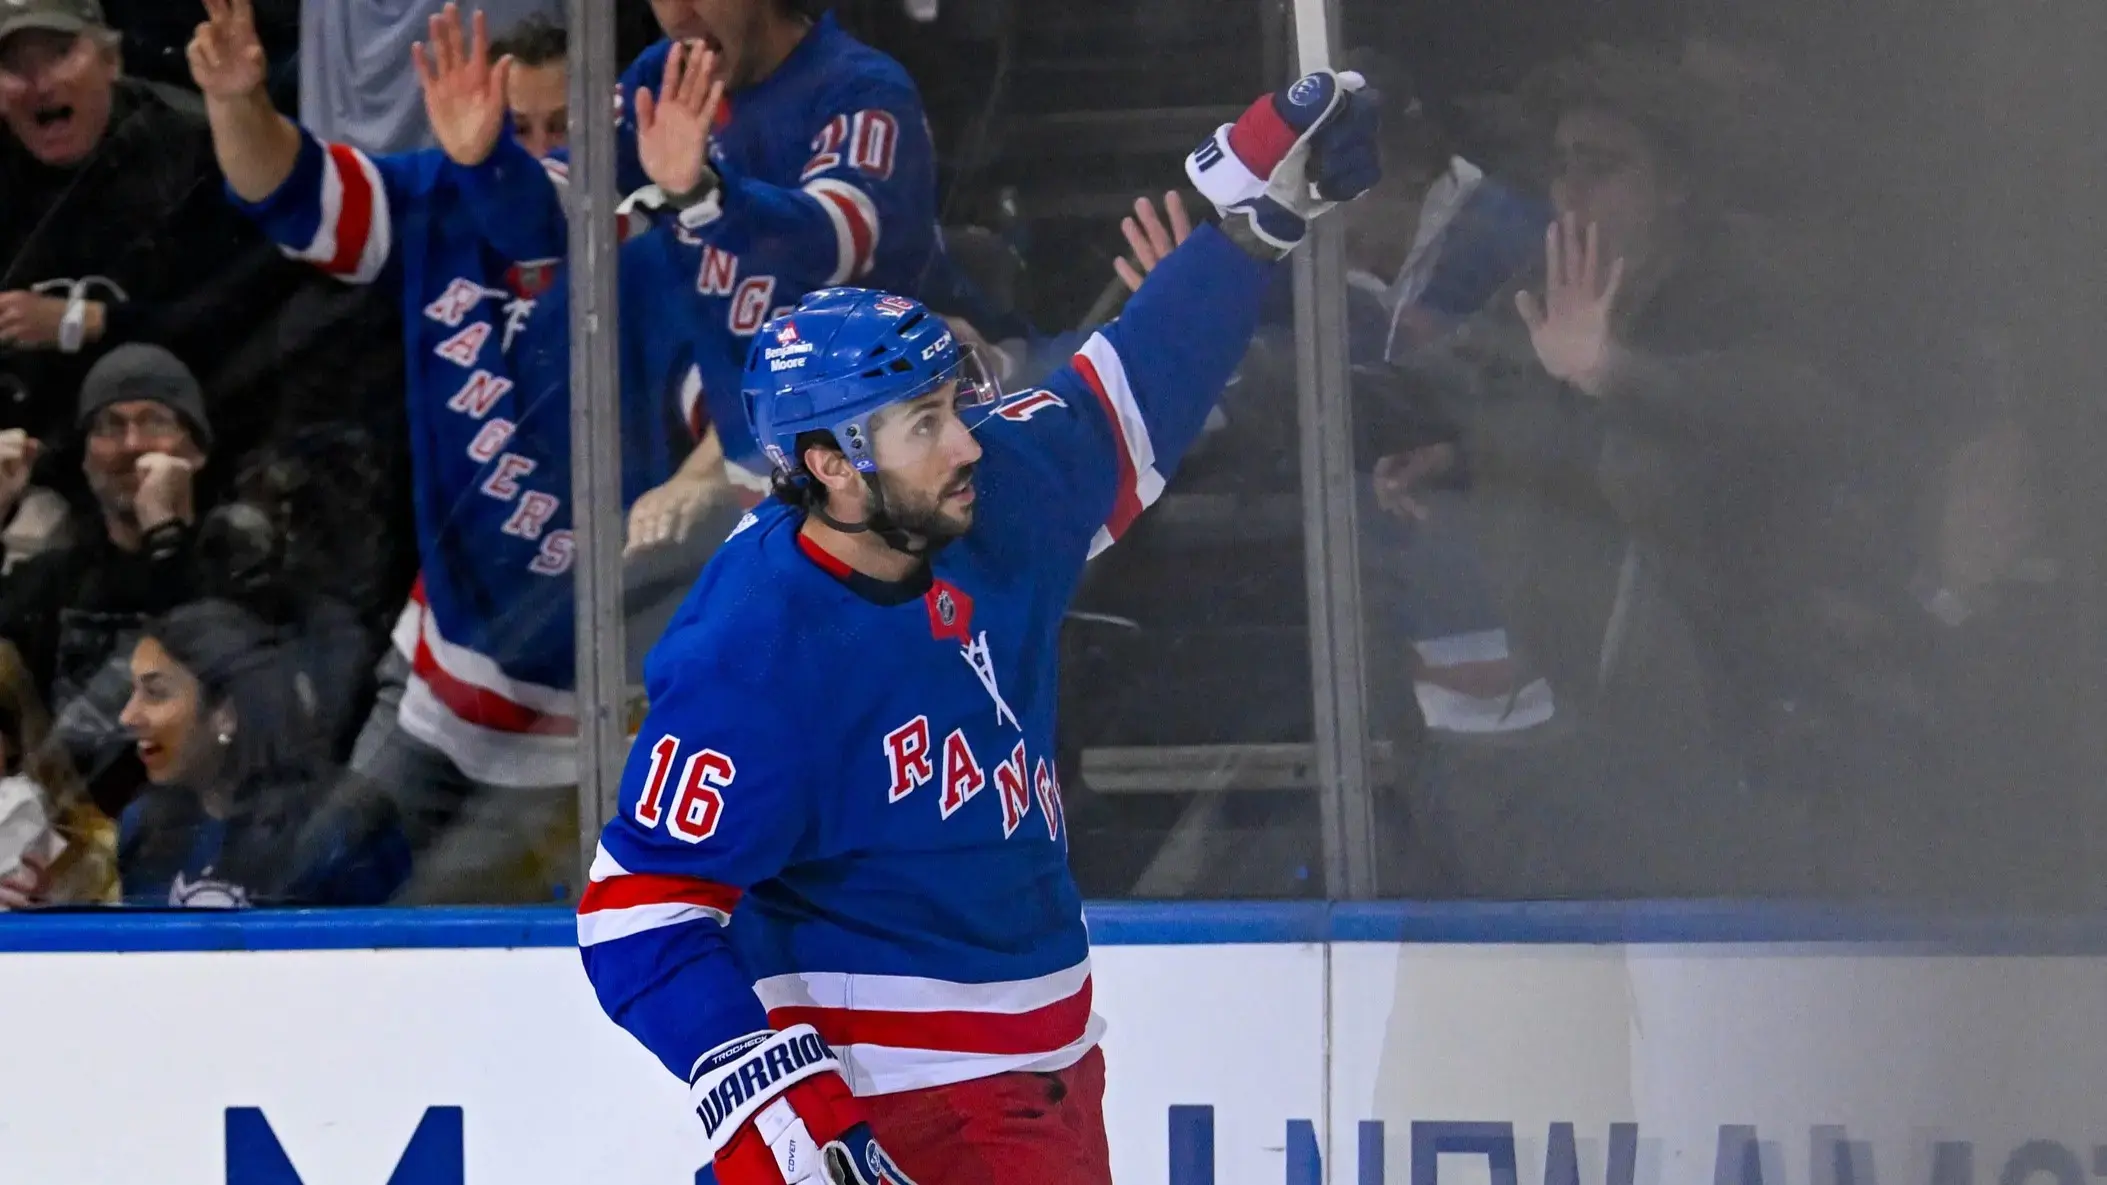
(804, 439, 859, 499)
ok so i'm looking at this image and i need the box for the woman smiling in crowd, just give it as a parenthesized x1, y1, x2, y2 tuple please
(116, 599, 408, 907)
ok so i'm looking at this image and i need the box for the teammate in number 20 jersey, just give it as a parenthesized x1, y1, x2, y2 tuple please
(579, 70, 1381, 1185)
(617, 8, 945, 473)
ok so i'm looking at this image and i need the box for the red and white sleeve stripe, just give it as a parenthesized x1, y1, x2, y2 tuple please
(576, 844, 744, 947)
(1072, 334, 1167, 558)
(391, 583, 575, 736)
(751, 958, 1102, 1094)
(280, 142, 393, 285)
(802, 178, 881, 285)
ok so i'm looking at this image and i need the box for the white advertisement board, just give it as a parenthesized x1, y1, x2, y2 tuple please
(3, 928, 2104, 1185)
(1329, 944, 2107, 1185)
(0, 942, 1324, 1185)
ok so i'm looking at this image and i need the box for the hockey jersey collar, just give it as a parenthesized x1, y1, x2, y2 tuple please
(794, 526, 931, 607)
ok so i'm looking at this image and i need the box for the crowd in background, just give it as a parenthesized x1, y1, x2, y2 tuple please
(0, 0, 2082, 911)
(1320, 18, 2067, 906)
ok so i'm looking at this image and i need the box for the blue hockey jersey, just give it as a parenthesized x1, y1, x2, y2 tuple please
(613, 15, 944, 472)
(232, 130, 679, 787)
(578, 224, 1272, 1097)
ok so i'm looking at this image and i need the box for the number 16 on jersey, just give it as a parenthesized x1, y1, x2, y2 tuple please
(633, 735, 734, 843)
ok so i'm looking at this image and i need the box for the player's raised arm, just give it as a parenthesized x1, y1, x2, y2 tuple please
(636, 67, 937, 290)
(580, 640, 911, 1185)
(988, 70, 1381, 561)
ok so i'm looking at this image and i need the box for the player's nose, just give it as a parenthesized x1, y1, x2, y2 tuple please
(944, 416, 983, 467)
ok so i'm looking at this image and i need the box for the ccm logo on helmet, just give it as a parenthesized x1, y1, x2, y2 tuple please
(921, 332, 953, 362)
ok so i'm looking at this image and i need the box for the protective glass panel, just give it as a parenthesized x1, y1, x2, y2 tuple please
(0, 0, 1324, 910)
(0, 1, 601, 910)
(26, 0, 2092, 918)
(989, 3, 1325, 900)
(595, 0, 1325, 902)
(1338, 0, 2103, 908)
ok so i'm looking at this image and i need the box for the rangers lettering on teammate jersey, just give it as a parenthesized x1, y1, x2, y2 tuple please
(229, 124, 682, 789)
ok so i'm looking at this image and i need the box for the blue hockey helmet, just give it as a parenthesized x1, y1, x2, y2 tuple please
(743, 288, 1002, 480)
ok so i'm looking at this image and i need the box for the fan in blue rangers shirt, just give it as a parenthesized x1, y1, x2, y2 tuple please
(607, 0, 955, 480)
(579, 70, 1380, 1185)
(186, 1, 699, 804)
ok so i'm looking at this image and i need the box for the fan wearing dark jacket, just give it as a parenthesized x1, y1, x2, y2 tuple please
(0, 0, 313, 505)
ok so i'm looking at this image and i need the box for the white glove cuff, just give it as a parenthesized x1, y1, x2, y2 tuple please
(1186, 125, 1267, 215)
(675, 186, 726, 230)
(688, 1025, 843, 1158)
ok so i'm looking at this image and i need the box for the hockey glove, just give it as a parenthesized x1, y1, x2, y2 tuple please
(692, 1026, 918, 1185)
(1185, 69, 1384, 258)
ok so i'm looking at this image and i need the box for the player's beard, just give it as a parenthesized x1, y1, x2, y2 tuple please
(869, 463, 977, 553)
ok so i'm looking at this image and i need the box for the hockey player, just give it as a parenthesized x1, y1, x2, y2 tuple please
(186, 0, 714, 890)
(579, 69, 1381, 1185)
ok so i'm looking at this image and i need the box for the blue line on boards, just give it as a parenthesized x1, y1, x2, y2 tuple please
(5, 900, 2107, 953)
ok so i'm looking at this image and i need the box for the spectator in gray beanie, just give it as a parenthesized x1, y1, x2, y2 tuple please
(74, 342, 212, 449)
(0, 342, 217, 815)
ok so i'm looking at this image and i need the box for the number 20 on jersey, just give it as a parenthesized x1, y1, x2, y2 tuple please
(632, 735, 734, 843)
